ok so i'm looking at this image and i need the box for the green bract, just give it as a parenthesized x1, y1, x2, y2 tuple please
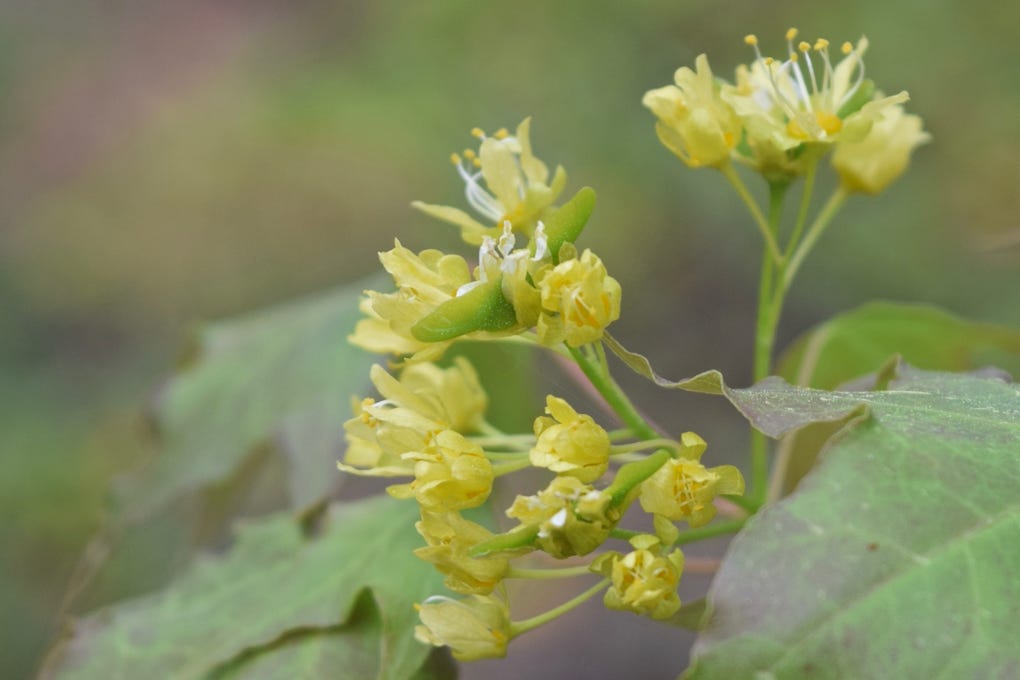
(411, 278, 519, 342)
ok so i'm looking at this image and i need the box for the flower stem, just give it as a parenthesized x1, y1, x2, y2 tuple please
(722, 163, 784, 266)
(609, 527, 640, 541)
(569, 344, 661, 441)
(509, 578, 610, 637)
(607, 428, 635, 441)
(610, 439, 679, 455)
(507, 564, 593, 580)
(747, 182, 789, 506)
(469, 433, 535, 449)
(785, 159, 818, 259)
(781, 187, 849, 296)
(674, 518, 746, 546)
(492, 458, 534, 476)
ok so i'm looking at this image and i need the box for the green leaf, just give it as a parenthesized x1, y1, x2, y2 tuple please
(777, 301, 1020, 390)
(211, 593, 456, 680)
(118, 278, 381, 521)
(212, 592, 384, 680)
(686, 366, 1020, 678)
(47, 496, 445, 680)
(663, 598, 708, 631)
(773, 303, 1020, 494)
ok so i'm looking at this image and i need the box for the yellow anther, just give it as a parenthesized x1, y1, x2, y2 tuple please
(764, 57, 775, 65)
(786, 27, 798, 41)
(494, 128, 510, 139)
(814, 38, 829, 51)
(816, 111, 843, 135)
(463, 148, 477, 160)
(450, 152, 462, 165)
(470, 127, 485, 138)
(744, 34, 758, 46)
(841, 41, 853, 54)
(790, 52, 799, 62)
(798, 41, 811, 52)
(472, 158, 482, 168)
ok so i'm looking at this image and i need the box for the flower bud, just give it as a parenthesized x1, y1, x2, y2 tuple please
(643, 54, 741, 168)
(415, 594, 511, 661)
(415, 512, 510, 595)
(832, 104, 929, 194)
(530, 396, 610, 482)
(388, 430, 493, 511)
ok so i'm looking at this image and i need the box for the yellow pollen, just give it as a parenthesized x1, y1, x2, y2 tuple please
(841, 41, 853, 54)
(744, 34, 758, 46)
(463, 148, 477, 160)
(450, 152, 462, 165)
(816, 111, 843, 135)
(472, 158, 482, 168)
(786, 27, 798, 41)
(470, 127, 485, 138)
(814, 38, 829, 51)
(798, 41, 811, 52)
(494, 127, 510, 139)
(764, 56, 775, 65)
(790, 52, 799, 62)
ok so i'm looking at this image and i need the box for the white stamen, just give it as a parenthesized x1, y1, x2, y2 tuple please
(456, 161, 504, 222)
(531, 222, 549, 261)
(549, 508, 568, 528)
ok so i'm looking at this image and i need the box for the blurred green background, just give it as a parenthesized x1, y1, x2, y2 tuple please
(2, 1, 1018, 677)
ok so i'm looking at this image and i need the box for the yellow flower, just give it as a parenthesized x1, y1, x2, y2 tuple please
(537, 249, 621, 347)
(643, 54, 742, 168)
(638, 432, 744, 527)
(339, 394, 441, 478)
(413, 118, 567, 244)
(375, 359, 488, 434)
(388, 430, 493, 511)
(415, 512, 510, 595)
(465, 220, 552, 327)
(415, 594, 511, 661)
(506, 476, 615, 558)
(338, 359, 487, 477)
(723, 30, 911, 177)
(530, 395, 610, 482)
(348, 241, 472, 362)
(831, 104, 930, 194)
(592, 535, 684, 620)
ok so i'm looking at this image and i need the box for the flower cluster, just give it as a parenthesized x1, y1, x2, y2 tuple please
(341, 351, 743, 659)
(350, 122, 620, 364)
(339, 120, 748, 661)
(335, 22, 932, 669)
(644, 29, 928, 191)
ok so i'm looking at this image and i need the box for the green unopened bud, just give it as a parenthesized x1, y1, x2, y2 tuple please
(411, 278, 518, 342)
(542, 187, 596, 263)
(605, 449, 671, 509)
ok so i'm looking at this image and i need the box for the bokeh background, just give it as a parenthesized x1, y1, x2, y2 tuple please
(3, 1, 1018, 677)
